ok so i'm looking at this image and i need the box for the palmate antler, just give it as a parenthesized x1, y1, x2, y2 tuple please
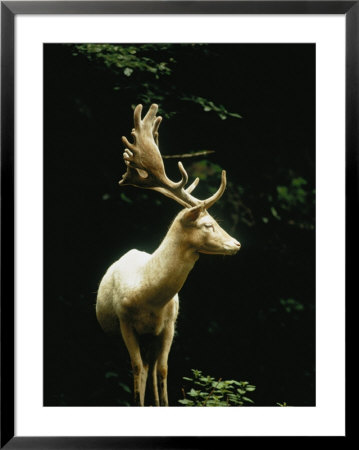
(119, 104, 226, 209)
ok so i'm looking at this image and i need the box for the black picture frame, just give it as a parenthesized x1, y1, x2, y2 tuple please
(1, 1, 354, 447)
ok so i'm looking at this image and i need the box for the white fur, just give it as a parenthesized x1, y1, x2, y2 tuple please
(96, 207, 240, 406)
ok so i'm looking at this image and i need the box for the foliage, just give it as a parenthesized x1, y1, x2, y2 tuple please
(104, 371, 131, 406)
(277, 177, 309, 210)
(280, 298, 304, 314)
(185, 158, 315, 231)
(264, 174, 315, 229)
(182, 95, 242, 120)
(188, 160, 254, 228)
(72, 44, 242, 120)
(73, 44, 174, 78)
(179, 369, 256, 406)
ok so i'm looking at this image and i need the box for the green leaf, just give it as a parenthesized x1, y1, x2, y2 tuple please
(188, 388, 199, 397)
(179, 399, 194, 406)
(120, 193, 133, 204)
(118, 382, 131, 393)
(123, 67, 134, 77)
(242, 396, 255, 404)
(229, 112, 243, 119)
(105, 371, 118, 379)
(270, 206, 281, 220)
(292, 177, 307, 187)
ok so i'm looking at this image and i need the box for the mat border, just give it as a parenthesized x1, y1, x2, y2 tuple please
(1, 1, 355, 447)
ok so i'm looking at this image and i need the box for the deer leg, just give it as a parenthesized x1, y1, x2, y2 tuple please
(119, 319, 144, 406)
(143, 338, 160, 406)
(156, 322, 175, 407)
(140, 362, 149, 405)
(150, 361, 160, 406)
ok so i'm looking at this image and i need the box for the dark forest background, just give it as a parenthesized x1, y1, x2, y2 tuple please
(44, 43, 315, 407)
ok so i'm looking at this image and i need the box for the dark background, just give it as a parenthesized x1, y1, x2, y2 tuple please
(44, 43, 315, 407)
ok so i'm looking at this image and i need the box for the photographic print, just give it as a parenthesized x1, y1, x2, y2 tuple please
(43, 43, 315, 407)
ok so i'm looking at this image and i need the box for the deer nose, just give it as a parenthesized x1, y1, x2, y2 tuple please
(234, 239, 241, 248)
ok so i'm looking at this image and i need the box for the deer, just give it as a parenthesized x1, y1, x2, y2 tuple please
(96, 104, 241, 406)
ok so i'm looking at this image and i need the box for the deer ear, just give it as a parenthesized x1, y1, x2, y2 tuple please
(181, 205, 203, 224)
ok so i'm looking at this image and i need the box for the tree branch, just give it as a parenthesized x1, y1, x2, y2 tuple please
(162, 150, 215, 159)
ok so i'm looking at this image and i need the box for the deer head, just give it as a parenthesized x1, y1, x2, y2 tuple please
(119, 104, 241, 255)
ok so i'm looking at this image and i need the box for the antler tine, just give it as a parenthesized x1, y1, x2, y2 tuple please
(152, 161, 201, 208)
(186, 177, 200, 194)
(202, 170, 227, 209)
(119, 104, 227, 210)
(174, 162, 189, 189)
(153, 116, 162, 146)
(133, 103, 143, 129)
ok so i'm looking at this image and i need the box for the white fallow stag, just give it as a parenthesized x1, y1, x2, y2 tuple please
(96, 104, 241, 406)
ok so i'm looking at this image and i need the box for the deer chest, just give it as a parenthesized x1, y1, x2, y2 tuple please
(120, 299, 177, 336)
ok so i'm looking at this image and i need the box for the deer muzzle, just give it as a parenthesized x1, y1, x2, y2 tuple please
(224, 239, 241, 255)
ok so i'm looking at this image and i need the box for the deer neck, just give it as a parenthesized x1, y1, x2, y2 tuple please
(144, 224, 199, 307)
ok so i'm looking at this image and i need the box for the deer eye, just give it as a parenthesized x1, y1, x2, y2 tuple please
(204, 223, 214, 231)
